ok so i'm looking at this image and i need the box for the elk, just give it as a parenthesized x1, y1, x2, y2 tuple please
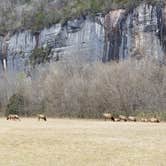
(141, 118, 148, 122)
(114, 118, 120, 122)
(150, 118, 160, 123)
(103, 113, 115, 121)
(37, 114, 47, 121)
(119, 115, 127, 122)
(128, 116, 137, 122)
(7, 114, 21, 121)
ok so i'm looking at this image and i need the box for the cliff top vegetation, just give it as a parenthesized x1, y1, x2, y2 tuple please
(0, 0, 161, 33)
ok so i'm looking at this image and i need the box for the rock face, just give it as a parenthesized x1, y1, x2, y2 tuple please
(159, 3, 166, 54)
(0, 15, 104, 73)
(103, 3, 165, 61)
(0, 2, 166, 73)
(103, 9, 126, 61)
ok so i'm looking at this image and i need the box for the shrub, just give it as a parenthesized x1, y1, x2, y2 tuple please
(2, 57, 166, 120)
(29, 47, 51, 67)
(6, 94, 25, 116)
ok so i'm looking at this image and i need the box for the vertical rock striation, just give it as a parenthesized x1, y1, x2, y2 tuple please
(103, 2, 165, 62)
(103, 9, 126, 62)
(0, 16, 104, 73)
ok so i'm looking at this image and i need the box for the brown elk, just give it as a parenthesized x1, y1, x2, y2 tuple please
(119, 115, 127, 122)
(114, 118, 120, 122)
(7, 114, 21, 121)
(150, 118, 160, 123)
(37, 114, 47, 121)
(141, 118, 148, 122)
(128, 116, 137, 122)
(103, 113, 115, 121)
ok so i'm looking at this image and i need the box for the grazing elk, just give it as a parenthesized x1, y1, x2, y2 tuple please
(141, 118, 148, 122)
(150, 118, 160, 123)
(119, 115, 127, 122)
(114, 118, 120, 122)
(128, 116, 137, 122)
(7, 114, 21, 121)
(37, 114, 47, 121)
(103, 113, 115, 121)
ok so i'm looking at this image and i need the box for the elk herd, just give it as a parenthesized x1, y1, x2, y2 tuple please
(6, 114, 47, 121)
(5, 113, 160, 123)
(102, 113, 160, 123)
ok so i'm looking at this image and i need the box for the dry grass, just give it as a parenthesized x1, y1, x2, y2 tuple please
(0, 118, 166, 166)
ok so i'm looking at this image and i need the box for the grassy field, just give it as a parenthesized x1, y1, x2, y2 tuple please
(0, 118, 166, 166)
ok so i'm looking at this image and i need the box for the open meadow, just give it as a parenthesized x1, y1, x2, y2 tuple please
(0, 118, 166, 166)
